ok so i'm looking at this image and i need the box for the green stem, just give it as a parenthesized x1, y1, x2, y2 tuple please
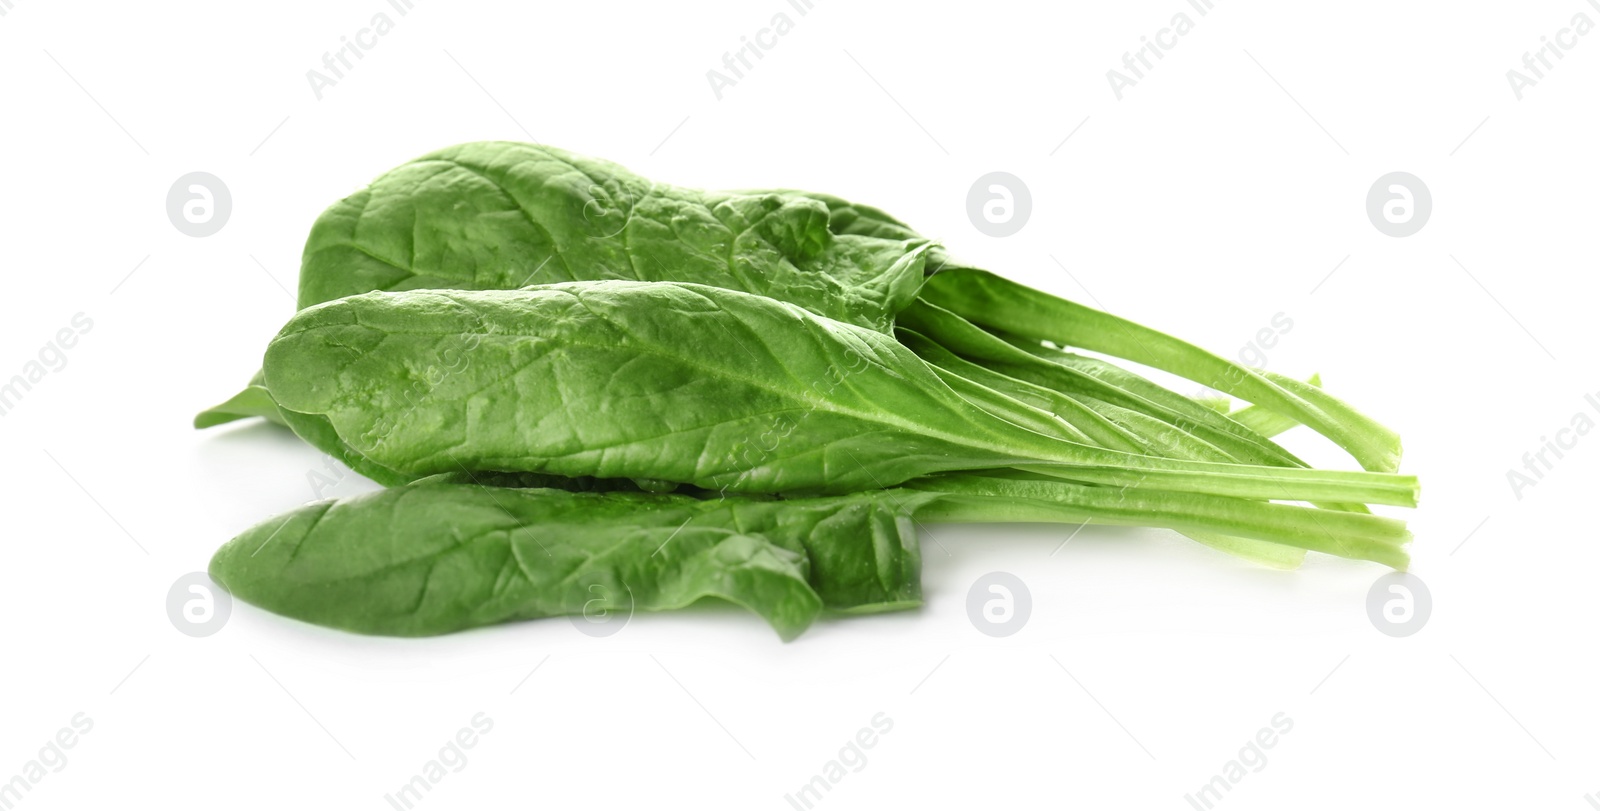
(1006, 459, 1417, 508)
(899, 300, 1303, 469)
(904, 332, 1326, 568)
(932, 366, 1097, 445)
(902, 329, 1142, 451)
(918, 268, 1403, 473)
(1230, 374, 1322, 437)
(912, 473, 1410, 569)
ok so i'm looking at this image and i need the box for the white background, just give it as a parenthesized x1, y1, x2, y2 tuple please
(2, 1, 1596, 808)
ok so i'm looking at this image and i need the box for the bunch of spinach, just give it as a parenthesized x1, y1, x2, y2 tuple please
(201, 142, 1417, 640)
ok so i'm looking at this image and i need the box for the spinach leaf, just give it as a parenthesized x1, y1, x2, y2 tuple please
(210, 468, 1412, 640)
(192, 370, 286, 428)
(201, 141, 1400, 489)
(276, 406, 410, 486)
(296, 142, 931, 332)
(262, 281, 1419, 507)
(209, 483, 932, 639)
(197, 143, 933, 429)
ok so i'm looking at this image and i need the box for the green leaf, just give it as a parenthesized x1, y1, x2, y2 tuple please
(193, 371, 286, 429)
(298, 142, 932, 332)
(264, 281, 1419, 507)
(1229, 374, 1322, 437)
(210, 484, 932, 639)
(199, 143, 937, 430)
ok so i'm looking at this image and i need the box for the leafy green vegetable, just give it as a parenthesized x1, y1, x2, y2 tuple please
(199, 142, 1419, 641)
(263, 281, 1418, 507)
(196, 142, 936, 429)
(211, 482, 933, 639)
(210, 466, 1412, 639)
(296, 142, 934, 330)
